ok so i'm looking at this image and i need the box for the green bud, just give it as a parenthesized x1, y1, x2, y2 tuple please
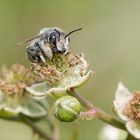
(53, 96, 81, 122)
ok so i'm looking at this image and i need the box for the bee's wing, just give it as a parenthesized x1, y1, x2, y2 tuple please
(16, 35, 40, 47)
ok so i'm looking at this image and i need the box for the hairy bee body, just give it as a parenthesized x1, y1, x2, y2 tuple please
(27, 27, 69, 65)
(27, 41, 52, 65)
(25, 27, 81, 65)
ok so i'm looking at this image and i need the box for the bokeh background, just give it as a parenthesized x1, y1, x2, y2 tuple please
(0, 0, 140, 140)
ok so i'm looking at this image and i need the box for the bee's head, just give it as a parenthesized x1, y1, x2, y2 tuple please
(49, 28, 82, 54)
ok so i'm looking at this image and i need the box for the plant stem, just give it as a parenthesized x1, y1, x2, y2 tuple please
(44, 116, 59, 140)
(0, 114, 58, 140)
(19, 115, 53, 140)
(70, 123, 79, 140)
(69, 89, 126, 131)
(126, 133, 137, 140)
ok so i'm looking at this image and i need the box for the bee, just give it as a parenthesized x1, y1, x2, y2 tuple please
(17, 27, 82, 65)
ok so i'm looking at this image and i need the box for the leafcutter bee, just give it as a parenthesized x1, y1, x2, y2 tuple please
(17, 27, 82, 65)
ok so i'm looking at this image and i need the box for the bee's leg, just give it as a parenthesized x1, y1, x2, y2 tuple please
(27, 47, 41, 63)
(34, 45, 47, 65)
(39, 53, 47, 65)
(40, 43, 53, 60)
(27, 48, 35, 62)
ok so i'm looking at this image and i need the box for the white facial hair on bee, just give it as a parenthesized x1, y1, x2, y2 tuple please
(55, 36, 69, 54)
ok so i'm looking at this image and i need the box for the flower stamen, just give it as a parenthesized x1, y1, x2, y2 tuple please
(124, 92, 140, 120)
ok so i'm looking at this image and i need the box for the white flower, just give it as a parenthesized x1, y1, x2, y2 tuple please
(113, 82, 140, 138)
(26, 53, 92, 98)
(98, 124, 127, 140)
(0, 64, 47, 118)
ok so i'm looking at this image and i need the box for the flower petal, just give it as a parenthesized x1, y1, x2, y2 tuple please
(70, 71, 92, 89)
(126, 120, 140, 139)
(26, 82, 49, 97)
(48, 71, 92, 98)
(99, 124, 127, 140)
(113, 82, 132, 121)
(0, 91, 6, 109)
(27, 71, 92, 99)
(0, 91, 23, 116)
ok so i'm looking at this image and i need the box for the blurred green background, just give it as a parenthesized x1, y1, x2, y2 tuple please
(0, 0, 140, 140)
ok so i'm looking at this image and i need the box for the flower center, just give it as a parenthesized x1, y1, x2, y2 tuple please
(0, 64, 43, 95)
(30, 53, 85, 87)
(124, 92, 140, 120)
(0, 80, 26, 95)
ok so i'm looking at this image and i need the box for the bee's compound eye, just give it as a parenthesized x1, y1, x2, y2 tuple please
(49, 31, 60, 46)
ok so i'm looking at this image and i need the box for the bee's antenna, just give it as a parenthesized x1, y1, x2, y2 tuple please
(65, 28, 82, 39)
(54, 29, 60, 36)
(16, 35, 40, 47)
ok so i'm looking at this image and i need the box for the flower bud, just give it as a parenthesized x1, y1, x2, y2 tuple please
(53, 96, 81, 122)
